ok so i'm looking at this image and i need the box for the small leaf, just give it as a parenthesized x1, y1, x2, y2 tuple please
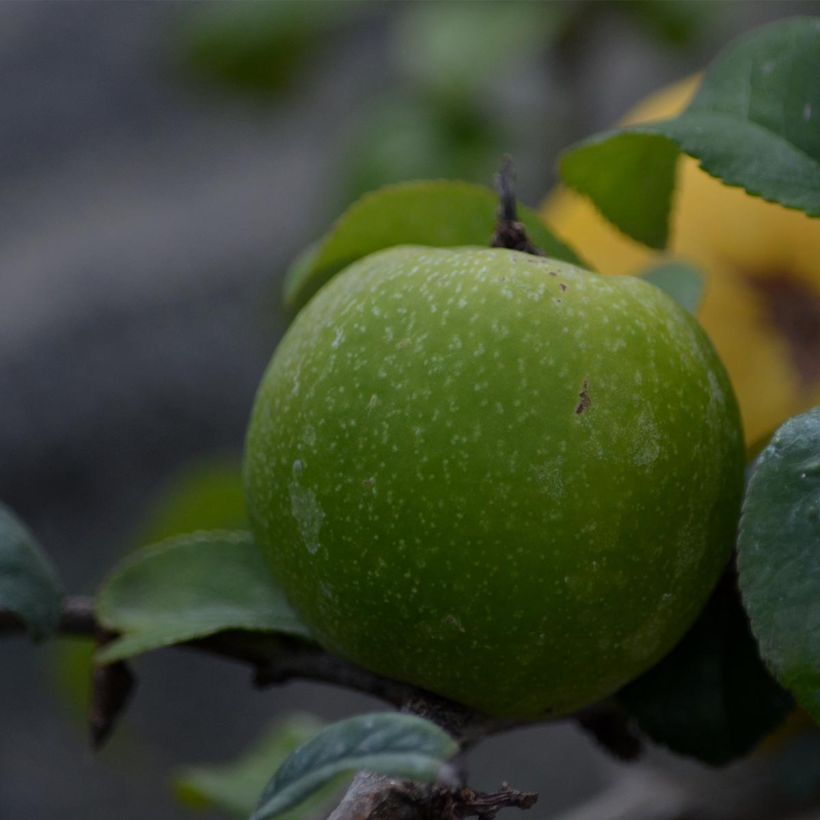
(132, 459, 246, 547)
(394, 3, 566, 96)
(175, 715, 344, 819)
(0, 503, 63, 640)
(283, 180, 584, 311)
(559, 17, 820, 247)
(251, 713, 459, 820)
(639, 261, 704, 315)
(180, 2, 362, 97)
(619, 572, 793, 765)
(340, 96, 504, 203)
(738, 407, 820, 723)
(96, 531, 311, 663)
(560, 131, 679, 248)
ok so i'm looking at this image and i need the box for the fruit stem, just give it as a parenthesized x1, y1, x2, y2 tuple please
(491, 156, 542, 256)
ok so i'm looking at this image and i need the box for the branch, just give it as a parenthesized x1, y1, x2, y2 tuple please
(1, 597, 641, 818)
(0, 596, 524, 735)
(327, 773, 537, 820)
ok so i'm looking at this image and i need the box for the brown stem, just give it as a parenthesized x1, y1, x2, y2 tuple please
(327, 774, 537, 820)
(490, 157, 542, 256)
(2, 597, 641, 817)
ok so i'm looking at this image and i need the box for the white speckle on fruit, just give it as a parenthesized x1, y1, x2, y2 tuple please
(804, 102, 813, 121)
(331, 328, 345, 349)
(289, 459, 324, 555)
(633, 411, 661, 466)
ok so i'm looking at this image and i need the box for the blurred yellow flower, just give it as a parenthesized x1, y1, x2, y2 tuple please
(543, 77, 820, 448)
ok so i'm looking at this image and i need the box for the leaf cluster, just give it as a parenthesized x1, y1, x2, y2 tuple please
(3, 14, 820, 820)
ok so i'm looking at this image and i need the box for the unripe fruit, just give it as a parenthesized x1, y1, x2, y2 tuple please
(244, 246, 744, 718)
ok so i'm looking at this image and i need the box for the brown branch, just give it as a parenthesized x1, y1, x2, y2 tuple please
(1, 597, 641, 818)
(326, 774, 537, 820)
(0, 596, 522, 734)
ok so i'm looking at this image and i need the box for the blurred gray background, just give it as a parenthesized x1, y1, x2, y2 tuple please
(2, 2, 819, 818)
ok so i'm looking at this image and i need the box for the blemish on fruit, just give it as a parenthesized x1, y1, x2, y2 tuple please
(575, 380, 591, 415)
(289, 459, 325, 555)
(443, 614, 466, 633)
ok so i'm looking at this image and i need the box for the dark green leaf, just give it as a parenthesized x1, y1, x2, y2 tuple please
(738, 407, 820, 723)
(96, 531, 311, 663)
(639, 261, 704, 315)
(283, 180, 584, 311)
(174, 715, 344, 819)
(0, 503, 62, 640)
(180, 2, 362, 97)
(621, 0, 715, 47)
(619, 573, 793, 765)
(251, 713, 459, 820)
(559, 17, 820, 247)
(560, 132, 679, 248)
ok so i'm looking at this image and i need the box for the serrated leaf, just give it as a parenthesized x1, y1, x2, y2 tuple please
(559, 17, 820, 247)
(639, 261, 704, 315)
(283, 180, 584, 311)
(619, 573, 793, 766)
(174, 715, 344, 819)
(251, 713, 459, 820)
(96, 531, 311, 663)
(0, 503, 63, 640)
(738, 407, 820, 723)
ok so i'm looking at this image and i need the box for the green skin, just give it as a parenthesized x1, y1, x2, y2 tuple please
(244, 247, 745, 718)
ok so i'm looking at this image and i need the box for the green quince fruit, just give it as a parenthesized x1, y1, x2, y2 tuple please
(244, 246, 744, 718)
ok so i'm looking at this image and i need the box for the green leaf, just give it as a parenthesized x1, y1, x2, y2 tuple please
(619, 573, 793, 766)
(394, 3, 566, 96)
(639, 261, 704, 315)
(132, 459, 246, 547)
(738, 407, 820, 723)
(96, 531, 311, 663)
(621, 0, 715, 47)
(340, 96, 504, 204)
(49, 639, 95, 721)
(0, 503, 63, 640)
(174, 715, 345, 819)
(560, 132, 679, 249)
(251, 713, 459, 820)
(180, 2, 362, 97)
(283, 180, 584, 311)
(559, 17, 820, 247)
